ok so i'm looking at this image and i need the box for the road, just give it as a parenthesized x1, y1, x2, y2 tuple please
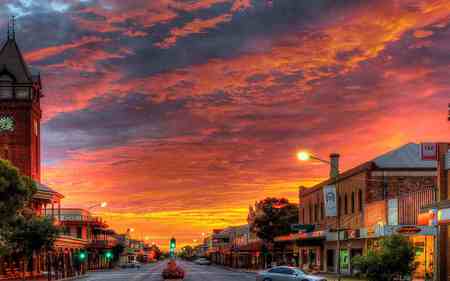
(84, 260, 256, 281)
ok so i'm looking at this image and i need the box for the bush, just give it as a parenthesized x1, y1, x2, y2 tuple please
(352, 235, 416, 281)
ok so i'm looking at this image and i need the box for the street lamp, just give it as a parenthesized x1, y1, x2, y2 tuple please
(87, 201, 108, 210)
(297, 150, 341, 281)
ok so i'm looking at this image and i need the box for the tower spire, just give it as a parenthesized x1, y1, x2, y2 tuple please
(7, 16, 15, 40)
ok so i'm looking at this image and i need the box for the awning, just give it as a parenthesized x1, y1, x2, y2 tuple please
(275, 231, 326, 242)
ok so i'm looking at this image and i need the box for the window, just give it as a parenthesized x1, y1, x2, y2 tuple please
(358, 189, 363, 211)
(338, 196, 342, 216)
(351, 192, 355, 213)
(15, 87, 30, 99)
(76, 227, 82, 239)
(309, 203, 312, 223)
(320, 202, 324, 220)
(344, 194, 348, 215)
(301, 208, 305, 224)
(314, 203, 318, 222)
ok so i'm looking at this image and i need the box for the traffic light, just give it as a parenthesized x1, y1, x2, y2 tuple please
(169, 238, 176, 257)
(78, 251, 87, 262)
(105, 251, 113, 260)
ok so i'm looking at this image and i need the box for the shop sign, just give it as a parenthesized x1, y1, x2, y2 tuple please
(418, 209, 437, 226)
(381, 225, 436, 236)
(438, 208, 450, 224)
(340, 249, 349, 272)
(323, 185, 337, 217)
(347, 229, 360, 239)
(396, 226, 421, 235)
(421, 143, 437, 161)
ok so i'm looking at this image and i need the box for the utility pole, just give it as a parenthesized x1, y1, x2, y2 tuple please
(330, 154, 341, 281)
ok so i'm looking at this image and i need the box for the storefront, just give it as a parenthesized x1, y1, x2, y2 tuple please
(365, 225, 436, 279)
(325, 230, 364, 274)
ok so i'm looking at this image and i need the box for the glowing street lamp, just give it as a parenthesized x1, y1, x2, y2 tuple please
(297, 151, 311, 161)
(88, 201, 108, 210)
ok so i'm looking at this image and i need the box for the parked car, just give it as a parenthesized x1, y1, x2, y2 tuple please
(194, 258, 211, 265)
(256, 266, 327, 281)
(121, 261, 141, 268)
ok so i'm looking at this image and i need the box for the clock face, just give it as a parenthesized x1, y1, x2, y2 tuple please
(0, 116, 15, 132)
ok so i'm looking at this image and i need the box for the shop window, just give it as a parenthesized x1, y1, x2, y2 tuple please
(351, 192, 355, 213)
(358, 189, 363, 211)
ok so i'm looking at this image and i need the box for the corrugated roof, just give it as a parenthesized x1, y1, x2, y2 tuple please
(0, 38, 32, 83)
(373, 143, 436, 169)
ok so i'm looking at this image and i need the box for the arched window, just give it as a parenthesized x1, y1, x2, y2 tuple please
(314, 203, 318, 222)
(338, 195, 342, 217)
(351, 192, 355, 213)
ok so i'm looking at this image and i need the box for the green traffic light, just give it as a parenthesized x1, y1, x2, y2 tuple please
(79, 252, 87, 261)
(105, 251, 113, 259)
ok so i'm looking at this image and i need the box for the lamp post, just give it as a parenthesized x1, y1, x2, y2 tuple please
(87, 202, 108, 210)
(297, 150, 341, 281)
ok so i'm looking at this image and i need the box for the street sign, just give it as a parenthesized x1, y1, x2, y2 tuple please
(323, 185, 337, 217)
(290, 224, 315, 232)
(396, 226, 422, 235)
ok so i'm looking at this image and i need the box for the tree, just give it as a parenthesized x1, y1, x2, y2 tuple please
(352, 235, 417, 281)
(112, 243, 125, 263)
(8, 216, 59, 280)
(248, 198, 298, 243)
(0, 159, 37, 255)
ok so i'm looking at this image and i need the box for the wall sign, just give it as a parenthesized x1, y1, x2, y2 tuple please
(323, 185, 337, 217)
(388, 199, 398, 225)
(421, 143, 437, 161)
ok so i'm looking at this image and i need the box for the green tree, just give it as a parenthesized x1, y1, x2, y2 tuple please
(112, 243, 125, 263)
(248, 197, 298, 243)
(352, 235, 417, 281)
(0, 159, 37, 255)
(9, 216, 59, 279)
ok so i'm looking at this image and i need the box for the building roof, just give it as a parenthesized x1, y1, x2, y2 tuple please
(301, 143, 439, 196)
(34, 182, 64, 200)
(0, 38, 32, 83)
(373, 143, 436, 169)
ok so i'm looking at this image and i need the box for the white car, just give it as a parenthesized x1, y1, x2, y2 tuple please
(256, 266, 327, 281)
(194, 258, 211, 265)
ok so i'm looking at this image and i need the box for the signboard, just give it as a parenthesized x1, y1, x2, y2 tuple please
(421, 143, 437, 161)
(438, 208, 450, 224)
(418, 209, 437, 226)
(340, 249, 349, 272)
(388, 199, 398, 225)
(396, 226, 422, 235)
(323, 185, 337, 217)
(291, 224, 315, 232)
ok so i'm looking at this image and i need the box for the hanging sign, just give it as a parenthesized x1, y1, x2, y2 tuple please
(323, 185, 337, 217)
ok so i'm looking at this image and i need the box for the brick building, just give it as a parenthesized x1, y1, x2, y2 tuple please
(0, 25, 92, 279)
(295, 143, 443, 278)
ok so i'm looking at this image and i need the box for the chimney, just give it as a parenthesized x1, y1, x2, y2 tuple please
(330, 153, 340, 178)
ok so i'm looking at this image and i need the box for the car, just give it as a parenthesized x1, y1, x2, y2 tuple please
(256, 266, 327, 281)
(120, 261, 141, 268)
(194, 258, 211, 265)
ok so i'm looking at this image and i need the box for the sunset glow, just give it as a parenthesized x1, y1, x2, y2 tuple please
(1, 0, 449, 250)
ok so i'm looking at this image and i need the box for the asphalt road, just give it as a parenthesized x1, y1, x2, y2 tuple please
(84, 260, 256, 281)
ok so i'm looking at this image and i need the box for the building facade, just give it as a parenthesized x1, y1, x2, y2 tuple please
(294, 143, 445, 278)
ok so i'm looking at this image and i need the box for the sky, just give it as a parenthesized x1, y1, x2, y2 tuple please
(0, 0, 449, 249)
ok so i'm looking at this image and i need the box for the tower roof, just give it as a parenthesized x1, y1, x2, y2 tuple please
(0, 37, 33, 83)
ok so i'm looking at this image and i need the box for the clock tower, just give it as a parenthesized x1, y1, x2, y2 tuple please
(0, 21, 42, 181)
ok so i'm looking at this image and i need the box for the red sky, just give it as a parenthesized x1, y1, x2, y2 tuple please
(1, 0, 449, 249)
